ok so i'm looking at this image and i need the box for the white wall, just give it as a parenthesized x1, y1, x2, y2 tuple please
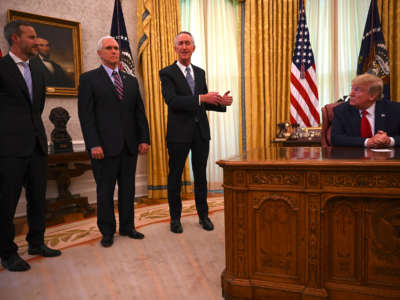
(0, 0, 148, 216)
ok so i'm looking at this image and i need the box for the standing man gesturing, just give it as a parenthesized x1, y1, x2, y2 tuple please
(0, 21, 61, 272)
(78, 36, 150, 247)
(159, 31, 233, 234)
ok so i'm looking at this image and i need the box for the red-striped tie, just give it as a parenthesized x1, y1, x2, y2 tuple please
(360, 110, 372, 138)
(112, 71, 124, 100)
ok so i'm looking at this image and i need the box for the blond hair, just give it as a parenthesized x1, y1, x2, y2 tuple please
(352, 73, 383, 100)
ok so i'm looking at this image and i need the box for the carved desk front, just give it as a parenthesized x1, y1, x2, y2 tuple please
(217, 146, 400, 300)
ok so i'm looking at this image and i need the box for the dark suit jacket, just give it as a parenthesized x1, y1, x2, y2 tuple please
(0, 54, 47, 156)
(331, 100, 400, 147)
(78, 66, 150, 157)
(159, 62, 226, 143)
(30, 56, 73, 88)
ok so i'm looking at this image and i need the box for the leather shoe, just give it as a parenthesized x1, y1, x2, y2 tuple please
(28, 244, 61, 257)
(1, 253, 30, 272)
(100, 235, 114, 247)
(120, 229, 145, 239)
(170, 219, 183, 234)
(199, 217, 214, 231)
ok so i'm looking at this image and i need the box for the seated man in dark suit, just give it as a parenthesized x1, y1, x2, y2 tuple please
(331, 73, 400, 148)
(30, 37, 73, 87)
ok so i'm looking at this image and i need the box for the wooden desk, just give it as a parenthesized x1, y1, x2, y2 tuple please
(47, 151, 94, 218)
(217, 146, 400, 300)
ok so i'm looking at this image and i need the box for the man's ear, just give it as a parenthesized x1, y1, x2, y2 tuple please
(11, 33, 19, 44)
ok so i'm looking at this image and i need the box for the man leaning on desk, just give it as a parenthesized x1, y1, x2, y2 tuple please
(331, 73, 400, 148)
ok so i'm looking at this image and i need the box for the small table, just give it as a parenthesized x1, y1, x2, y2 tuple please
(47, 151, 94, 218)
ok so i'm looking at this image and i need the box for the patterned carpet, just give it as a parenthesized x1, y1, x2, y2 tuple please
(11, 196, 224, 262)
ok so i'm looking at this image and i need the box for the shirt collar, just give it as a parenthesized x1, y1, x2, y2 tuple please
(360, 102, 376, 116)
(9, 51, 29, 65)
(102, 64, 119, 77)
(176, 60, 193, 75)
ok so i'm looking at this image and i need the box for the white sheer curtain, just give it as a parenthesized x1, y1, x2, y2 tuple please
(306, 0, 370, 107)
(337, 0, 370, 97)
(180, 0, 207, 68)
(181, 0, 240, 192)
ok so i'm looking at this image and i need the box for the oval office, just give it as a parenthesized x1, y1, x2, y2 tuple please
(0, 0, 400, 300)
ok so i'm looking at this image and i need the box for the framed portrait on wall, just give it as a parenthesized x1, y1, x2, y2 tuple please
(8, 10, 83, 96)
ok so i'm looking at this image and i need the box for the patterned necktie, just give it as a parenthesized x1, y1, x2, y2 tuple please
(21, 62, 33, 102)
(360, 110, 372, 138)
(112, 71, 124, 100)
(185, 66, 195, 95)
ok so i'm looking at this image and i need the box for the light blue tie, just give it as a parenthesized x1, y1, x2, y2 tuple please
(21, 62, 33, 102)
(185, 66, 195, 95)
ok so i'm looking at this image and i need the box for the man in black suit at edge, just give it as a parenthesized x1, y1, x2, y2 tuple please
(0, 21, 61, 272)
(78, 36, 150, 247)
(159, 31, 233, 234)
(331, 73, 400, 148)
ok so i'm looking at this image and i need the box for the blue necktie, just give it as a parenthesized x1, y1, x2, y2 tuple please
(185, 66, 195, 95)
(21, 62, 33, 103)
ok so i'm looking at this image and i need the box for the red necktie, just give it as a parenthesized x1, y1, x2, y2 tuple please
(360, 110, 372, 138)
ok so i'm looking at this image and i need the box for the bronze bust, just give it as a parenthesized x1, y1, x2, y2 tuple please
(49, 107, 73, 153)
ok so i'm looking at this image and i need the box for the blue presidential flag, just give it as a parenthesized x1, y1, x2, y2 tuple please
(357, 0, 390, 101)
(110, 0, 135, 76)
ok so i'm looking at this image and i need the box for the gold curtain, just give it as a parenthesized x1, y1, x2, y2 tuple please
(378, 0, 400, 102)
(137, 0, 192, 199)
(243, 0, 299, 151)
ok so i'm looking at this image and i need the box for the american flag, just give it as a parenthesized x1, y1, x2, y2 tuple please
(110, 0, 135, 76)
(290, 0, 320, 127)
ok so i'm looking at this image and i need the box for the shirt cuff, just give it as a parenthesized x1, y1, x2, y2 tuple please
(364, 138, 369, 147)
(389, 137, 395, 147)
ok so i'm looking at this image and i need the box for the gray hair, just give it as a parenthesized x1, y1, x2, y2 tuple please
(4, 20, 32, 46)
(97, 35, 116, 51)
(174, 31, 195, 46)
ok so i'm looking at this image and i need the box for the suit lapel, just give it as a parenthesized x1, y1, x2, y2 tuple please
(172, 63, 193, 95)
(192, 66, 202, 95)
(98, 66, 120, 101)
(374, 101, 387, 133)
(119, 71, 128, 101)
(347, 104, 362, 135)
(30, 63, 40, 106)
(4, 55, 32, 104)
